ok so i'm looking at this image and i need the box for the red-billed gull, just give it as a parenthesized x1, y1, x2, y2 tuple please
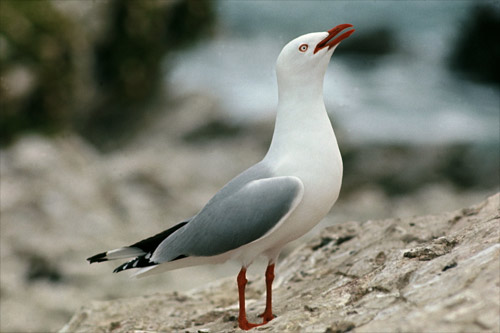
(88, 23, 355, 330)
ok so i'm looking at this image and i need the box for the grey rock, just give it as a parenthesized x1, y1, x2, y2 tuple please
(61, 194, 500, 332)
(0, 99, 495, 332)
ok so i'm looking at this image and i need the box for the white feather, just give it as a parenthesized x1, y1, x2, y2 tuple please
(105, 247, 144, 260)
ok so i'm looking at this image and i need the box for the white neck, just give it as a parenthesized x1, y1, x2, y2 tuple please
(276, 71, 325, 106)
(265, 72, 337, 162)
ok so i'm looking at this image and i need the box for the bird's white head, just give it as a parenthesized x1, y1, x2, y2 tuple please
(276, 24, 355, 102)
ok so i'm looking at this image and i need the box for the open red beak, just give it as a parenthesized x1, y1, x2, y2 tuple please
(314, 24, 355, 54)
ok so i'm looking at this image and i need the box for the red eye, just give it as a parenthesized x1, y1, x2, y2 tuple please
(299, 44, 308, 52)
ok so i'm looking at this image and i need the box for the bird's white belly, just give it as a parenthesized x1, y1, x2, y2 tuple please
(231, 136, 342, 265)
(272, 148, 342, 244)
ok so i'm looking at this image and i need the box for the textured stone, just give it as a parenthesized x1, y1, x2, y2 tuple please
(61, 194, 499, 332)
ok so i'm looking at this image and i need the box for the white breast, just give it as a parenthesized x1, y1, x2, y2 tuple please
(255, 103, 343, 256)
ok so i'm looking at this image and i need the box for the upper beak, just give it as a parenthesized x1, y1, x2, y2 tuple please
(314, 24, 355, 54)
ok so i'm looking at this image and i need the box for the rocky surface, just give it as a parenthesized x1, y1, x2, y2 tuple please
(0, 94, 496, 332)
(61, 193, 499, 332)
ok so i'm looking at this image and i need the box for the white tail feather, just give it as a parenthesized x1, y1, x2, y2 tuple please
(106, 247, 145, 260)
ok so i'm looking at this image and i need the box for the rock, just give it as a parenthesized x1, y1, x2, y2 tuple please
(0, 99, 495, 332)
(0, 103, 495, 332)
(0, 122, 267, 333)
(61, 193, 500, 332)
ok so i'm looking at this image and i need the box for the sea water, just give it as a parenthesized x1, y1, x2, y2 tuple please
(166, 1, 499, 145)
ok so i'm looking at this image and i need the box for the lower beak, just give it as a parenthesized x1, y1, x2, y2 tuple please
(314, 24, 355, 54)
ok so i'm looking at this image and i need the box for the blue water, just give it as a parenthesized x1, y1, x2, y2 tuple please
(166, 1, 499, 145)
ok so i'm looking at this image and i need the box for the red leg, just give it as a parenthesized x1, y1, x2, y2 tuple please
(237, 267, 265, 330)
(259, 263, 276, 323)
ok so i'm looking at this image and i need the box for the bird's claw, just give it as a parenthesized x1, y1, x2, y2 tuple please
(238, 318, 265, 330)
(257, 311, 276, 323)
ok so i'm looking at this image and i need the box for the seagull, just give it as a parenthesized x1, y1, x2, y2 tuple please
(88, 23, 355, 330)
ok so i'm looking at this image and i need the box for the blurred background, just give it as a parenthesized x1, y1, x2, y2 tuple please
(1, 1, 498, 332)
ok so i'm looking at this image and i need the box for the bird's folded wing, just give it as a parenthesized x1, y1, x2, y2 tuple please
(151, 176, 304, 263)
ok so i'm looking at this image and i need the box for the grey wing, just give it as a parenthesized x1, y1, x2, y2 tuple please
(151, 176, 304, 263)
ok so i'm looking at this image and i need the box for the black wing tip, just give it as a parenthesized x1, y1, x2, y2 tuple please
(112, 255, 160, 273)
(87, 252, 108, 264)
(113, 265, 125, 273)
(112, 260, 136, 273)
(113, 259, 137, 273)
